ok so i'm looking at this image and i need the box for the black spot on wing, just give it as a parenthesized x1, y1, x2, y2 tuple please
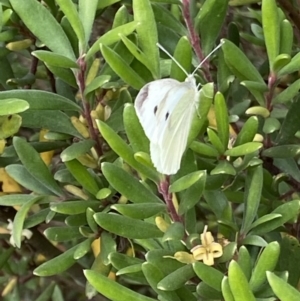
(165, 112, 169, 120)
(154, 106, 158, 115)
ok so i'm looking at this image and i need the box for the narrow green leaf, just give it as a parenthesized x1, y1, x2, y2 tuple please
(142, 263, 181, 301)
(275, 95, 300, 144)
(65, 159, 99, 195)
(267, 272, 300, 301)
(241, 164, 263, 234)
(112, 203, 166, 219)
(102, 163, 162, 204)
(85, 269, 157, 301)
(97, 120, 159, 182)
(280, 20, 293, 55)
(50, 200, 100, 215)
(0, 98, 29, 115)
(162, 222, 185, 242)
(278, 52, 300, 76)
(170, 171, 206, 193)
(78, 0, 98, 46)
(100, 43, 146, 90)
(190, 141, 219, 158)
(44, 226, 82, 242)
(0, 90, 81, 111)
(225, 142, 262, 157)
(170, 36, 192, 81)
(60, 139, 95, 162)
(87, 21, 138, 59)
(12, 196, 41, 248)
(208, 128, 225, 154)
(193, 262, 224, 291)
(228, 261, 256, 301)
(32, 51, 78, 68)
(262, 0, 279, 71)
(94, 213, 162, 239)
(10, 0, 75, 59)
(222, 39, 265, 83)
(273, 79, 300, 104)
(221, 277, 235, 301)
(13, 137, 63, 196)
(133, 0, 160, 79)
(196, 0, 228, 54)
(123, 104, 149, 153)
(249, 242, 280, 292)
(34, 245, 78, 276)
(237, 246, 252, 281)
(157, 265, 195, 291)
(214, 92, 229, 150)
(262, 145, 300, 158)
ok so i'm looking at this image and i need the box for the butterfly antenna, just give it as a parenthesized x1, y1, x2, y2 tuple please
(156, 43, 189, 77)
(192, 41, 224, 76)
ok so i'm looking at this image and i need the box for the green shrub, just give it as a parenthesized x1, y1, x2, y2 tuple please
(1, 0, 300, 300)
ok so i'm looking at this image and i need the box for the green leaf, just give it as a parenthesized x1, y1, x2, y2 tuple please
(190, 141, 219, 158)
(221, 277, 235, 301)
(60, 139, 95, 162)
(262, 145, 300, 158)
(142, 263, 181, 301)
(262, 0, 279, 71)
(94, 213, 162, 239)
(214, 92, 229, 151)
(228, 261, 256, 301)
(97, 120, 159, 182)
(280, 19, 293, 55)
(6, 165, 55, 195)
(249, 242, 280, 292)
(56, 0, 85, 51)
(50, 200, 100, 215)
(162, 222, 185, 242)
(275, 95, 300, 144)
(13, 137, 63, 196)
(267, 271, 300, 301)
(133, 0, 159, 79)
(0, 90, 81, 111)
(273, 79, 300, 104)
(0, 194, 47, 206)
(84, 270, 157, 301)
(278, 52, 300, 76)
(10, 0, 75, 59)
(34, 245, 79, 276)
(157, 265, 195, 291)
(196, 0, 228, 54)
(208, 128, 225, 154)
(123, 104, 149, 153)
(12, 196, 41, 248)
(210, 160, 236, 176)
(112, 203, 166, 219)
(32, 51, 78, 68)
(225, 142, 262, 157)
(237, 246, 252, 281)
(65, 159, 99, 195)
(273, 54, 291, 73)
(170, 36, 192, 81)
(44, 226, 82, 242)
(20, 110, 81, 138)
(102, 163, 162, 204)
(222, 39, 265, 83)
(87, 21, 138, 59)
(262, 117, 281, 134)
(170, 170, 206, 193)
(193, 262, 224, 291)
(97, 0, 121, 9)
(0, 98, 29, 115)
(100, 43, 146, 90)
(249, 200, 300, 235)
(241, 164, 263, 234)
(78, 0, 98, 46)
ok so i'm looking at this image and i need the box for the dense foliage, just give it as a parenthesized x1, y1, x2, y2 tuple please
(1, 0, 300, 300)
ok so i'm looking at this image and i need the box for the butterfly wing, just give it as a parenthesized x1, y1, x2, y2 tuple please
(135, 78, 198, 175)
(152, 86, 198, 174)
(135, 79, 182, 145)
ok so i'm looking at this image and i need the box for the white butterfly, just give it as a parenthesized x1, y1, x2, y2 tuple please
(134, 44, 222, 175)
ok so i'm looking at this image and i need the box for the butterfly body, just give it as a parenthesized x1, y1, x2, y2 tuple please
(135, 75, 199, 175)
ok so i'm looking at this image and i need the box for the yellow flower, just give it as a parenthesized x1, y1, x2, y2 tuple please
(191, 225, 223, 266)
